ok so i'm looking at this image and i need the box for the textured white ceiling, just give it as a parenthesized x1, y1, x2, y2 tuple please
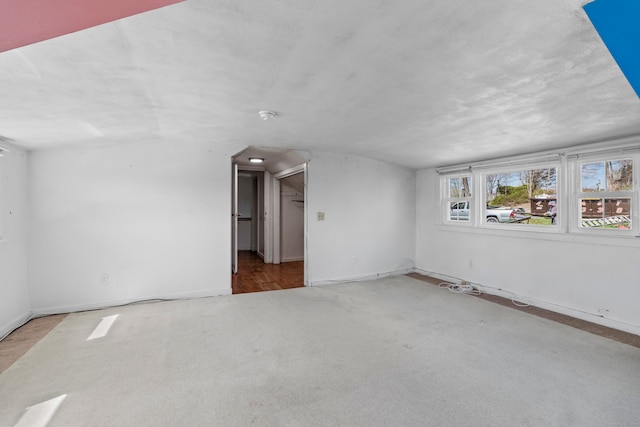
(1, 0, 639, 169)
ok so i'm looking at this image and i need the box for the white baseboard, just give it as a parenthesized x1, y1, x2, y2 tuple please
(281, 256, 304, 262)
(308, 268, 413, 287)
(517, 295, 640, 336)
(30, 288, 232, 317)
(1, 310, 32, 341)
(410, 268, 640, 336)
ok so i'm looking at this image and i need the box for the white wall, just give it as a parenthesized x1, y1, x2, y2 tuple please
(306, 152, 416, 284)
(280, 182, 304, 262)
(0, 145, 30, 338)
(28, 139, 244, 314)
(415, 168, 640, 335)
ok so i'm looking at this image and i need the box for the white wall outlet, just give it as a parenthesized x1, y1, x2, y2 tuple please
(317, 211, 325, 221)
(468, 259, 473, 268)
(100, 273, 110, 286)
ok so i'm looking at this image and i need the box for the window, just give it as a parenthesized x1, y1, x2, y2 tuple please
(483, 167, 558, 226)
(444, 176, 472, 222)
(441, 165, 559, 230)
(577, 158, 634, 231)
(439, 141, 639, 238)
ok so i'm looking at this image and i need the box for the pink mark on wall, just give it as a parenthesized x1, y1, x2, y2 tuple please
(0, 0, 184, 53)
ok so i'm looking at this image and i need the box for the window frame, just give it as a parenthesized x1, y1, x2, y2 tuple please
(478, 161, 562, 231)
(437, 141, 640, 242)
(568, 153, 638, 236)
(438, 160, 563, 233)
(441, 174, 474, 226)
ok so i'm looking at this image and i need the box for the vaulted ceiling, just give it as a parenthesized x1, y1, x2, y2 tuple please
(1, 0, 638, 169)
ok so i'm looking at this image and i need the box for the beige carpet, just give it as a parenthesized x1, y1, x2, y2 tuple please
(1, 276, 639, 426)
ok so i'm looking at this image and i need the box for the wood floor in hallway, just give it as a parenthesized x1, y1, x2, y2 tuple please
(232, 251, 304, 294)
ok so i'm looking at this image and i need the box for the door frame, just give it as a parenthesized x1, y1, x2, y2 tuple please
(272, 163, 307, 283)
(231, 163, 239, 274)
(231, 159, 308, 285)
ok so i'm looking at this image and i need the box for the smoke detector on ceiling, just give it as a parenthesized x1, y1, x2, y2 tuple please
(258, 110, 277, 120)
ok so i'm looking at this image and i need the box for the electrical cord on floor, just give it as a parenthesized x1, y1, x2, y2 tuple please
(510, 298, 531, 307)
(474, 282, 531, 307)
(438, 280, 530, 307)
(438, 282, 481, 295)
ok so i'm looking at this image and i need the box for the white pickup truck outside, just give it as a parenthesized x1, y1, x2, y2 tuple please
(450, 201, 518, 223)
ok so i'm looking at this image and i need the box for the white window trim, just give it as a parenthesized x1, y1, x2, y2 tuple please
(436, 138, 640, 241)
(477, 160, 562, 232)
(567, 153, 638, 237)
(439, 159, 562, 233)
(440, 173, 474, 226)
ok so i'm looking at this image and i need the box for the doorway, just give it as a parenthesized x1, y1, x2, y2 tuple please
(231, 148, 307, 294)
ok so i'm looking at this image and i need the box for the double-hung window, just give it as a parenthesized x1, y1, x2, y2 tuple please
(441, 163, 559, 229)
(573, 155, 636, 234)
(439, 141, 639, 239)
(443, 175, 472, 223)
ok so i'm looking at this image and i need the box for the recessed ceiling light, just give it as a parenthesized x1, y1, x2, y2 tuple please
(249, 157, 264, 163)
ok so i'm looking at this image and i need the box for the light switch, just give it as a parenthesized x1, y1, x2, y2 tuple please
(317, 211, 325, 221)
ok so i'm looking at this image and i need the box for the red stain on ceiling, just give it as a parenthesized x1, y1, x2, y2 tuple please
(0, 0, 184, 53)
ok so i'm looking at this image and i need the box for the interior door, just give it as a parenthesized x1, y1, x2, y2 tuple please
(231, 163, 239, 274)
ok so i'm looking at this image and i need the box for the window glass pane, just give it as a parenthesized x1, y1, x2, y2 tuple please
(606, 160, 633, 191)
(485, 168, 557, 226)
(449, 177, 471, 198)
(581, 162, 605, 192)
(580, 198, 631, 229)
(449, 201, 469, 221)
(582, 159, 632, 192)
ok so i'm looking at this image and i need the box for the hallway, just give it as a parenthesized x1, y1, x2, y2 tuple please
(232, 251, 304, 294)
